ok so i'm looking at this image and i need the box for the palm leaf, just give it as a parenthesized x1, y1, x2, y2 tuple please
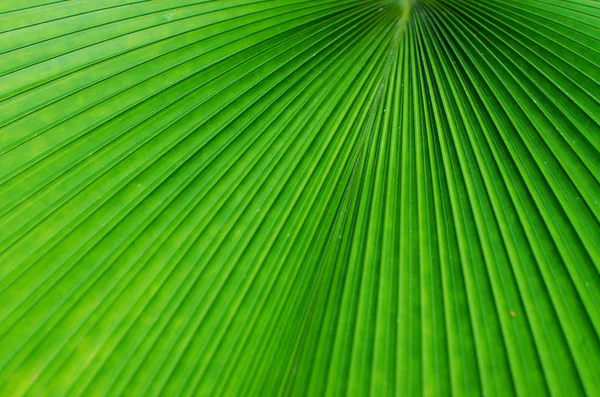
(0, 0, 598, 395)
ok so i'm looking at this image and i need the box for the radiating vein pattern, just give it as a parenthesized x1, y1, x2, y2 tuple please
(0, 0, 598, 396)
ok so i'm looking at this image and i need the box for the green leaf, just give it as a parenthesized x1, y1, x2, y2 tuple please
(0, 0, 598, 395)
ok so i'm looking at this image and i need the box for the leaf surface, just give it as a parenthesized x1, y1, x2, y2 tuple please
(0, 0, 598, 395)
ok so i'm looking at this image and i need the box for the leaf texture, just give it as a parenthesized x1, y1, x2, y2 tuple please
(0, 0, 598, 395)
